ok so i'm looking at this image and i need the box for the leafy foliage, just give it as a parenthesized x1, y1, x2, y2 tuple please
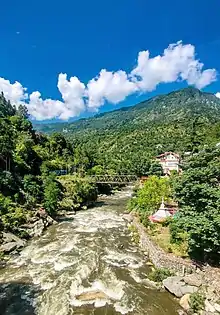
(148, 268, 172, 282)
(43, 174, 62, 216)
(189, 292, 205, 313)
(128, 176, 171, 227)
(171, 146, 220, 262)
(58, 175, 97, 211)
(0, 92, 97, 236)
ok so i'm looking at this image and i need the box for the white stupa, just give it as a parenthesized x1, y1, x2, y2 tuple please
(150, 197, 171, 222)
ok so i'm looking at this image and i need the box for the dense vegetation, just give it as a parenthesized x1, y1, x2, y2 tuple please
(128, 148, 220, 264)
(171, 147, 220, 263)
(2, 86, 220, 264)
(127, 176, 171, 225)
(0, 93, 97, 236)
(34, 87, 220, 175)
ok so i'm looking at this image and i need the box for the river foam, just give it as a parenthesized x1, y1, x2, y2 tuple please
(0, 188, 179, 315)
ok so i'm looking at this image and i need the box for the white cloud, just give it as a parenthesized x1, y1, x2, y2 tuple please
(216, 92, 220, 99)
(131, 42, 217, 91)
(57, 73, 86, 119)
(0, 41, 217, 120)
(27, 91, 65, 120)
(0, 77, 27, 106)
(87, 69, 137, 110)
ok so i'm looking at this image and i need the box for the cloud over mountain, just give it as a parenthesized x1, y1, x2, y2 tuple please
(0, 41, 217, 120)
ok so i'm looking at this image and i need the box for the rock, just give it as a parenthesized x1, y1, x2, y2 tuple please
(205, 300, 216, 313)
(146, 261, 154, 266)
(184, 274, 202, 287)
(32, 219, 45, 237)
(163, 276, 198, 298)
(214, 303, 220, 313)
(2, 232, 25, 244)
(65, 211, 76, 217)
(0, 232, 26, 253)
(142, 278, 161, 289)
(0, 242, 20, 253)
(179, 294, 190, 311)
(206, 286, 217, 302)
(76, 291, 108, 301)
(27, 214, 56, 237)
(118, 244, 124, 249)
(44, 215, 55, 226)
(122, 214, 133, 222)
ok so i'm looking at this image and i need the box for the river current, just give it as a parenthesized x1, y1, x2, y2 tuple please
(0, 188, 179, 315)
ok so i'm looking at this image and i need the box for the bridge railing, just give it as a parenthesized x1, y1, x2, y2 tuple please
(89, 174, 138, 183)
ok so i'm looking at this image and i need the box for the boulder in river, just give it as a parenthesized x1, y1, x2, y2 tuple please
(163, 276, 198, 298)
(28, 215, 56, 237)
(76, 291, 108, 301)
(0, 232, 26, 253)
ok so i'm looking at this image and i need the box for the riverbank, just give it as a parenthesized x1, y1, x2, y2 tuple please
(0, 209, 56, 263)
(127, 212, 220, 314)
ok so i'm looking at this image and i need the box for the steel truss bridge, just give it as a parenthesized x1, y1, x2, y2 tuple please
(89, 174, 138, 184)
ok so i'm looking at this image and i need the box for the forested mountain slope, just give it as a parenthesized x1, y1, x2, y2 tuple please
(34, 87, 220, 175)
(0, 93, 97, 238)
(34, 87, 220, 133)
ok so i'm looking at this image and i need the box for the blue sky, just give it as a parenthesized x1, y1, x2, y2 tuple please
(0, 0, 220, 122)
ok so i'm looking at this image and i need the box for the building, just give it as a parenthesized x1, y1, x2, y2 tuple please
(156, 152, 181, 175)
(149, 199, 178, 223)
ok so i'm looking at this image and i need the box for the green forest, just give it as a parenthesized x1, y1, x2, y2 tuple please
(0, 93, 97, 238)
(35, 87, 220, 176)
(1, 86, 220, 263)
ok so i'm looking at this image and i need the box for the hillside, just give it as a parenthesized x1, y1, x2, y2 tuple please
(33, 87, 220, 175)
(34, 87, 220, 134)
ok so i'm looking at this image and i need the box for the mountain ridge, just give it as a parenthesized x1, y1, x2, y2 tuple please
(33, 87, 220, 135)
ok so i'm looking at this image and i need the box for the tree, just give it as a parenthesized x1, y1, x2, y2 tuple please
(128, 176, 171, 226)
(43, 174, 62, 216)
(148, 161, 163, 176)
(17, 104, 29, 119)
(58, 175, 97, 211)
(23, 175, 41, 207)
(171, 146, 220, 262)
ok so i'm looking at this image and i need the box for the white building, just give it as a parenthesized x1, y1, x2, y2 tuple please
(156, 152, 181, 175)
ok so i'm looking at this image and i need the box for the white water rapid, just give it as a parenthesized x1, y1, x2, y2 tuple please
(0, 188, 179, 315)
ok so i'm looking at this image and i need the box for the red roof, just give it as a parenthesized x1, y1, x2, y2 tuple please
(156, 152, 180, 159)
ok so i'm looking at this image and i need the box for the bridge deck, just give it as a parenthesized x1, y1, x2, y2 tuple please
(90, 175, 138, 184)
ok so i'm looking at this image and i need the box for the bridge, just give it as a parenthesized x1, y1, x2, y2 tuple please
(89, 174, 138, 184)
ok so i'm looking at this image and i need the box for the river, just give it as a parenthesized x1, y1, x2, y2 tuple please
(0, 188, 179, 315)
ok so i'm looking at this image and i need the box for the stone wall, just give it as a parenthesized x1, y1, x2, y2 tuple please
(132, 216, 195, 274)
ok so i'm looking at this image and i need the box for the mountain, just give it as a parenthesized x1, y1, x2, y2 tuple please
(33, 87, 220, 175)
(34, 87, 220, 134)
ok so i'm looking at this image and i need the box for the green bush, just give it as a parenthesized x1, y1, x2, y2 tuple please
(58, 175, 97, 211)
(189, 292, 205, 313)
(127, 176, 172, 221)
(148, 268, 172, 282)
(43, 174, 62, 216)
(1, 206, 26, 232)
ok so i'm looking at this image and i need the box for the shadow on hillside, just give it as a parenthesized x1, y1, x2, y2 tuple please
(0, 281, 40, 315)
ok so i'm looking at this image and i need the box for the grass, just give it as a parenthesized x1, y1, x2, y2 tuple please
(148, 268, 173, 282)
(189, 292, 205, 313)
(128, 224, 140, 244)
(148, 224, 189, 258)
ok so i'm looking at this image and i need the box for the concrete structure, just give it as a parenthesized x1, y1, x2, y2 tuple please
(156, 152, 180, 175)
(149, 198, 172, 223)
